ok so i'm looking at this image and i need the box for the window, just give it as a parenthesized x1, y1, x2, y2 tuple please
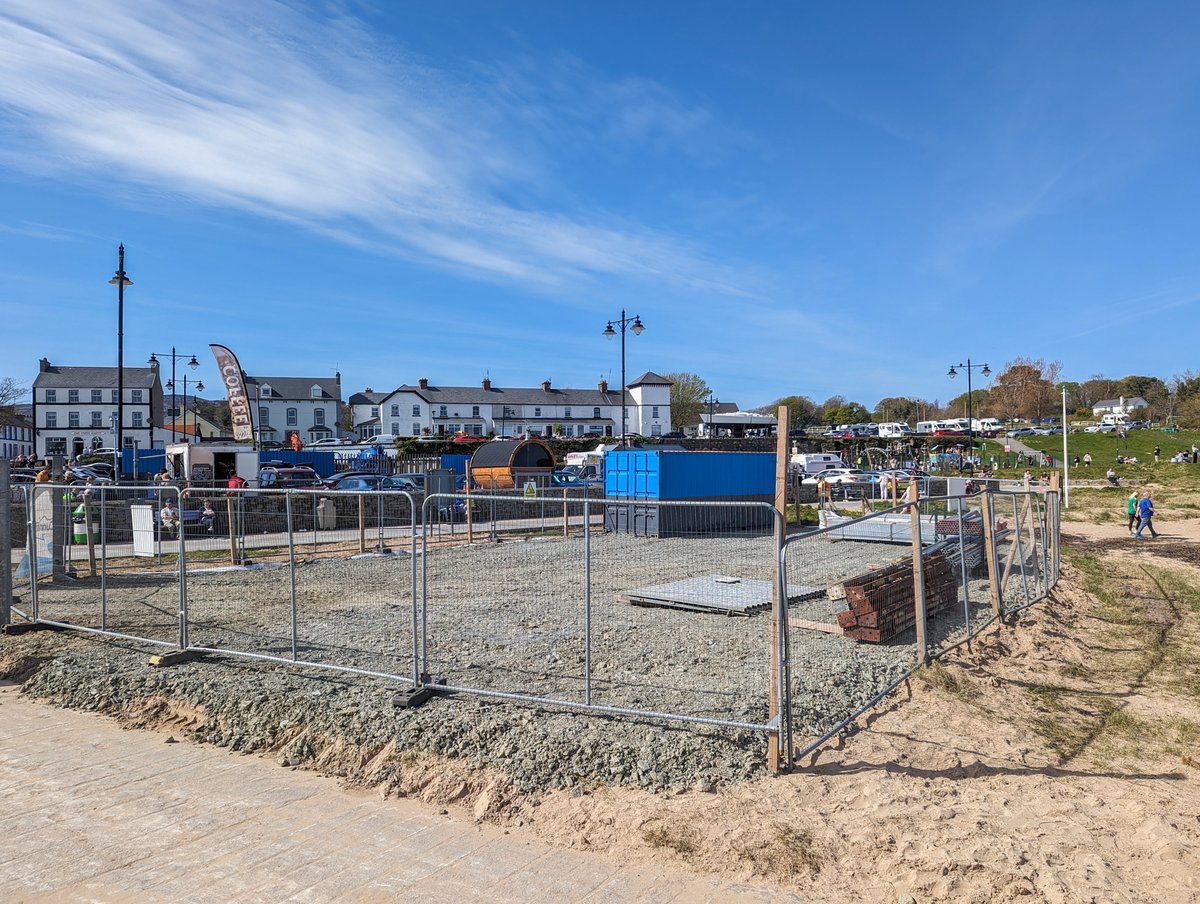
(91, 390, 102, 403)
(652, 406, 659, 418)
(314, 409, 325, 426)
(46, 412, 58, 428)
(412, 423, 421, 435)
(311, 386, 322, 398)
(131, 389, 143, 404)
(370, 406, 379, 417)
(259, 406, 269, 426)
(469, 424, 482, 436)
(563, 425, 573, 437)
(391, 404, 399, 417)
(448, 423, 461, 434)
(46, 437, 66, 454)
(68, 411, 80, 428)
(131, 411, 144, 427)
(111, 390, 118, 404)
(651, 424, 662, 437)
(439, 405, 447, 417)
(564, 407, 572, 418)
(122, 436, 136, 448)
(91, 411, 103, 427)
(593, 407, 601, 418)
(287, 407, 298, 426)
(472, 406, 480, 417)
(68, 389, 79, 403)
(411, 404, 420, 417)
(45, 389, 57, 403)
(391, 422, 399, 434)
(590, 425, 602, 434)
(534, 407, 541, 417)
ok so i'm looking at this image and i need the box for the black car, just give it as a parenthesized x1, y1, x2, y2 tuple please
(660, 431, 686, 441)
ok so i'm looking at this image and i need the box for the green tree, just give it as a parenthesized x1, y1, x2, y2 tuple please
(945, 389, 990, 419)
(756, 394, 819, 429)
(1115, 375, 1169, 418)
(988, 358, 1062, 421)
(664, 372, 710, 431)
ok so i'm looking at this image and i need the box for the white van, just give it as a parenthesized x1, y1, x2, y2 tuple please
(913, 421, 940, 435)
(971, 418, 1003, 435)
(790, 452, 845, 474)
(1100, 413, 1128, 427)
(877, 422, 912, 438)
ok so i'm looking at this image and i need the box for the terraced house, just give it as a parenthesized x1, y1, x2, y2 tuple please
(244, 374, 344, 445)
(32, 358, 162, 458)
(356, 373, 673, 440)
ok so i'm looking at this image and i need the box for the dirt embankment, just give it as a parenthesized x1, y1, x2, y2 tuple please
(4, 526, 1200, 903)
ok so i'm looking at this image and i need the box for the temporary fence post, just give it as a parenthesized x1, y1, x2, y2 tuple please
(100, 487, 108, 630)
(768, 405, 788, 773)
(28, 487, 39, 620)
(225, 497, 237, 566)
(286, 491, 298, 661)
(909, 479, 927, 663)
(465, 463, 473, 545)
(562, 487, 569, 538)
(583, 498, 592, 706)
(410, 493, 419, 685)
(176, 489, 188, 650)
(0, 460, 10, 627)
(981, 491, 1002, 619)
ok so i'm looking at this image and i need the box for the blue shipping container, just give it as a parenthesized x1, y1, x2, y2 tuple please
(604, 450, 775, 499)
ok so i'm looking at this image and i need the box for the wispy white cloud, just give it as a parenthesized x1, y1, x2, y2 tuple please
(0, 0, 750, 296)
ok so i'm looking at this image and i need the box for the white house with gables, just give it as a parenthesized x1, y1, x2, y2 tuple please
(244, 374, 343, 444)
(355, 372, 673, 440)
(1091, 396, 1149, 418)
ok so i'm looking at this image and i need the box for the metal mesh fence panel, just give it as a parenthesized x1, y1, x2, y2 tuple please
(9, 488, 32, 622)
(783, 501, 921, 757)
(587, 499, 779, 728)
(25, 485, 183, 646)
(420, 493, 593, 703)
(920, 493, 998, 661)
(996, 491, 1045, 616)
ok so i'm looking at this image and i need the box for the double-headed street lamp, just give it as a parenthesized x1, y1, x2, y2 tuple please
(948, 360, 991, 473)
(705, 392, 720, 438)
(165, 376, 204, 440)
(603, 310, 645, 448)
(148, 349, 199, 442)
(109, 245, 132, 476)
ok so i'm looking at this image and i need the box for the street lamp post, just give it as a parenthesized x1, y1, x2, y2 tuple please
(948, 360, 991, 474)
(165, 376, 204, 442)
(705, 392, 720, 438)
(109, 245, 132, 479)
(149, 349, 199, 443)
(603, 310, 645, 449)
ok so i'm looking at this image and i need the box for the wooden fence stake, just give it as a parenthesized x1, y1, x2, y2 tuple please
(909, 478, 927, 663)
(84, 504, 97, 577)
(225, 497, 237, 565)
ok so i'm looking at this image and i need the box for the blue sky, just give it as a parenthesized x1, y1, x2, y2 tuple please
(2, 1, 1199, 412)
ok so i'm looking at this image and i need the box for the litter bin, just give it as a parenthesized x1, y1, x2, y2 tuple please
(72, 504, 100, 544)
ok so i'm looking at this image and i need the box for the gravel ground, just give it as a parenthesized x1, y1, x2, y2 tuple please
(4, 527, 1046, 792)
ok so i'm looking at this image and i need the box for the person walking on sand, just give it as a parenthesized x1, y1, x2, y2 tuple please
(1127, 490, 1139, 533)
(1135, 490, 1159, 539)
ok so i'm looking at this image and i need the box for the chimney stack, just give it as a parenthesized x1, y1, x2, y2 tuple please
(482, 377, 492, 391)
(541, 379, 551, 392)
(39, 357, 51, 373)
(418, 377, 429, 390)
(598, 378, 608, 393)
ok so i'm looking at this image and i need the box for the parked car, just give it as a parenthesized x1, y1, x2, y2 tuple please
(1084, 424, 1116, 434)
(65, 466, 114, 485)
(309, 437, 346, 447)
(801, 468, 876, 497)
(1007, 427, 1036, 437)
(258, 466, 322, 488)
(660, 431, 685, 441)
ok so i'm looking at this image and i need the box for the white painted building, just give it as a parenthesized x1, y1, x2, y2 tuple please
(1, 405, 33, 460)
(244, 374, 343, 444)
(358, 372, 673, 440)
(1091, 396, 1149, 418)
(347, 389, 388, 440)
(31, 358, 162, 458)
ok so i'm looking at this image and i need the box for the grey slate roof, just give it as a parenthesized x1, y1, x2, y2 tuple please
(393, 383, 628, 406)
(33, 364, 158, 389)
(348, 390, 387, 405)
(246, 376, 342, 402)
(1093, 396, 1148, 409)
(627, 371, 673, 387)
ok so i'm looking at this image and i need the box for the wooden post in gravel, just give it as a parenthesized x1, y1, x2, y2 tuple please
(1047, 472, 1061, 568)
(981, 490, 1002, 619)
(768, 405, 787, 773)
(225, 497, 237, 566)
(84, 503, 97, 577)
(909, 477, 927, 663)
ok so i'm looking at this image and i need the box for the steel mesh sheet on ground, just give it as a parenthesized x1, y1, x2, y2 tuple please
(783, 527, 921, 742)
